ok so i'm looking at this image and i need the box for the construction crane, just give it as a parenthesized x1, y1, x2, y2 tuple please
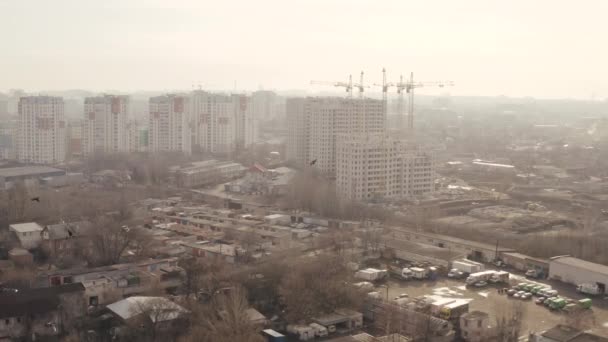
(377, 70, 453, 132)
(310, 75, 354, 97)
(352, 71, 370, 98)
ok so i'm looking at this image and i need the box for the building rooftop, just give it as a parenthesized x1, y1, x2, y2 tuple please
(551, 256, 608, 276)
(0, 283, 84, 319)
(8, 248, 31, 256)
(0, 166, 64, 178)
(542, 325, 586, 342)
(107, 296, 187, 322)
(9, 222, 44, 233)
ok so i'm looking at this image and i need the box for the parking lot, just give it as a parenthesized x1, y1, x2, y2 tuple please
(378, 276, 608, 336)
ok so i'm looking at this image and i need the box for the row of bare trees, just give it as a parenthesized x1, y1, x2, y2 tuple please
(284, 168, 392, 221)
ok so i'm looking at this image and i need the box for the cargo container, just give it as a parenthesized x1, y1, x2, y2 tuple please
(452, 259, 484, 274)
(262, 329, 287, 342)
(355, 268, 388, 281)
(410, 267, 428, 280)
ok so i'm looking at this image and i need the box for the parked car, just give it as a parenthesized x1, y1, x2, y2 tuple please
(522, 293, 533, 300)
(393, 293, 409, 300)
(535, 297, 546, 305)
(507, 289, 517, 296)
(448, 269, 465, 279)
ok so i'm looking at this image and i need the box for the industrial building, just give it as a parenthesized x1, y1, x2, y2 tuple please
(172, 160, 245, 188)
(549, 256, 608, 290)
(82, 95, 130, 156)
(501, 252, 549, 278)
(286, 97, 385, 175)
(336, 135, 435, 200)
(388, 227, 514, 263)
(17, 96, 67, 164)
(0, 165, 66, 183)
(148, 94, 191, 154)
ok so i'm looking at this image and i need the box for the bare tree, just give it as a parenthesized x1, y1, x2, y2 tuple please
(179, 287, 264, 342)
(278, 254, 362, 322)
(128, 297, 188, 342)
(494, 297, 526, 342)
(81, 217, 139, 266)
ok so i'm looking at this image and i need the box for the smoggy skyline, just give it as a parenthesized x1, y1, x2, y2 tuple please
(1, 0, 607, 99)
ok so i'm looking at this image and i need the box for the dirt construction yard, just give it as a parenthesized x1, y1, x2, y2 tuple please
(379, 276, 608, 336)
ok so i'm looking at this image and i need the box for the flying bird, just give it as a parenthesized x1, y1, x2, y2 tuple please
(30, 197, 40, 202)
(310, 159, 317, 166)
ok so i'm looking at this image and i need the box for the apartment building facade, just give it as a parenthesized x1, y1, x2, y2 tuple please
(286, 97, 385, 175)
(17, 96, 66, 164)
(336, 135, 435, 200)
(83, 95, 129, 156)
(149, 94, 191, 154)
(190, 91, 258, 154)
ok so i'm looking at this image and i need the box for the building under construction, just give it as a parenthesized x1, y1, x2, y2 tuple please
(336, 134, 435, 201)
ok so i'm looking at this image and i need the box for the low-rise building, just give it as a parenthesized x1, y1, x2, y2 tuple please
(460, 311, 492, 342)
(549, 256, 608, 289)
(182, 241, 238, 263)
(40, 221, 91, 259)
(172, 160, 246, 188)
(388, 227, 514, 263)
(8, 248, 33, 266)
(528, 324, 608, 342)
(9, 222, 44, 249)
(106, 296, 188, 338)
(0, 283, 86, 341)
(0, 166, 66, 184)
(501, 252, 549, 278)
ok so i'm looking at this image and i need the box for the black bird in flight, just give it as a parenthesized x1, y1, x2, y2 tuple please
(310, 159, 317, 166)
(31, 197, 40, 202)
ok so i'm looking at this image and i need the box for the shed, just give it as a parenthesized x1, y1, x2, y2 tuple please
(549, 256, 608, 290)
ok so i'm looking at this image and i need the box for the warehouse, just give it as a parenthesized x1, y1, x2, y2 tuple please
(388, 228, 514, 263)
(549, 256, 608, 291)
(0, 165, 65, 183)
(501, 252, 550, 278)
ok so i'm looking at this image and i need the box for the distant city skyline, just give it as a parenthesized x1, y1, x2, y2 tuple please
(1, 0, 607, 99)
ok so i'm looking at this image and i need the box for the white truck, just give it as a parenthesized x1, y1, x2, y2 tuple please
(410, 267, 428, 280)
(488, 271, 510, 284)
(577, 283, 604, 296)
(355, 268, 388, 281)
(465, 270, 498, 285)
(452, 259, 484, 274)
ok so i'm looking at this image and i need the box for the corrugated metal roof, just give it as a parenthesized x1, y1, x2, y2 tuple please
(107, 296, 187, 322)
(10, 222, 43, 233)
(551, 256, 608, 275)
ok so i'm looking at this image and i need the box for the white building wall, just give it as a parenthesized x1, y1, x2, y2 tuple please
(83, 95, 129, 156)
(549, 258, 608, 287)
(336, 135, 435, 201)
(17, 96, 66, 164)
(286, 97, 385, 175)
(149, 95, 191, 154)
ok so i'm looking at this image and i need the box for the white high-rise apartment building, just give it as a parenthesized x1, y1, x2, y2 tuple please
(336, 135, 435, 201)
(190, 91, 257, 154)
(251, 90, 281, 121)
(17, 96, 66, 164)
(83, 95, 129, 156)
(149, 95, 191, 154)
(286, 97, 385, 175)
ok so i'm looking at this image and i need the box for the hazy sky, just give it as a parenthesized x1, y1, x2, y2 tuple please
(1, 0, 607, 99)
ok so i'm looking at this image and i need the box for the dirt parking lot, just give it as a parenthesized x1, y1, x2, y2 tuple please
(378, 277, 608, 336)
